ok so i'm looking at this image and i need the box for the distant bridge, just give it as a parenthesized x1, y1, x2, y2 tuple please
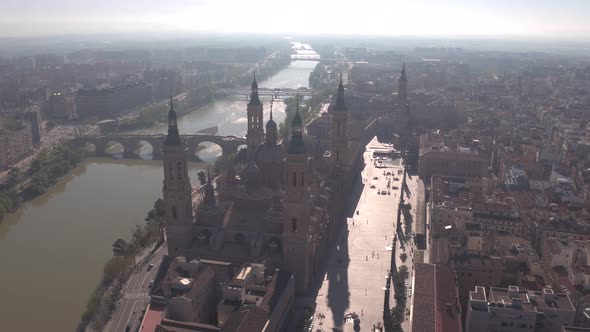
(75, 134, 246, 161)
(215, 87, 314, 99)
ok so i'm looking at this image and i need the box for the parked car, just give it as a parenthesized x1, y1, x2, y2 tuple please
(147, 263, 154, 271)
(149, 280, 154, 288)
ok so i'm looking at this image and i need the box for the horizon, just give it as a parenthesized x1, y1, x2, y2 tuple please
(3, 0, 590, 40)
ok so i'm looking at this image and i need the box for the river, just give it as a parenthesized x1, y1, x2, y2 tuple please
(0, 55, 317, 331)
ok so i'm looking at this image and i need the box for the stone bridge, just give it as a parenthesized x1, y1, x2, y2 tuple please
(75, 134, 246, 161)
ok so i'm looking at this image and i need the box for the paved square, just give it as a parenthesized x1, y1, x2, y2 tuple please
(313, 138, 420, 332)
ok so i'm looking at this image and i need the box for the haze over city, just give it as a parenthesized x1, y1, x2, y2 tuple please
(3, 1, 590, 332)
(2, 0, 590, 39)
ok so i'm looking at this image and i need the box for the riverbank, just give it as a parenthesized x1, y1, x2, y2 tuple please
(0, 145, 86, 222)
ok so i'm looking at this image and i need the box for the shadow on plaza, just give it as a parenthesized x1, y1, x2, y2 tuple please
(309, 172, 366, 330)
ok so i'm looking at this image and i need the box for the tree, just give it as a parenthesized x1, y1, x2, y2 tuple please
(103, 256, 130, 284)
(316, 313, 326, 331)
(400, 252, 408, 263)
(7, 168, 21, 188)
(398, 265, 409, 281)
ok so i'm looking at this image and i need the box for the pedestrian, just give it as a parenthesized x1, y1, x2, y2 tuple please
(366, 255, 368, 261)
(366, 219, 368, 224)
(377, 253, 379, 259)
(361, 309, 364, 316)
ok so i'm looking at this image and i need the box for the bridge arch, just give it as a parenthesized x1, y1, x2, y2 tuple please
(192, 141, 223, 163)
(104, 140, 125, 158)
(125, 140, 154, 160)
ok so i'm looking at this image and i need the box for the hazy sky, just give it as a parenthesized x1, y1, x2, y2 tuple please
(2, 0, 590, 39)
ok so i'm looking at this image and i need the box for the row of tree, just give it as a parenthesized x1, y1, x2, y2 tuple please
(389, 265, 409, 331)
(0, 145, 86, 222)
(80, 199, 165, 330)
(23, 145, 86, 199)
(0, 169, 22, 220)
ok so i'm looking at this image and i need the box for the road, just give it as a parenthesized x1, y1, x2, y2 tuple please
(105, 244, 168, 332)
(312, 137, 420, 332)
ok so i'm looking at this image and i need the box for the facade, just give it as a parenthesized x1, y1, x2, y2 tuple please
(465, 286, 575, 332)
(419, 132, 489, 178)
(0, 121, 33, 169)
(75, 81, 151, 118)
(48, 92, 76, 120)
(162, 76, 360, 295)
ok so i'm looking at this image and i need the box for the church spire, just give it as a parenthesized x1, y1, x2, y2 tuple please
(165, 96, 181, 145)
(334, 73, 346, 111)
(287, 97, 306, 154)
(398, 62, 408, 111)
(248, 70, 261, 106)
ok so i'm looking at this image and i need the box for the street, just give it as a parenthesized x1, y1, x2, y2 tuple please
(312, 137, 421, 332)
(104, 244, 168, 332)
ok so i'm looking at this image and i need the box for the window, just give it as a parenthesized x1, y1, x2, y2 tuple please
(292, 173, 297, 187)
(172, 205, 177, 220)
(301, 172, 304, 185)
(169, 162, 173, 177)
(291, 218, 297, 233)
(177, 162, 182, 180)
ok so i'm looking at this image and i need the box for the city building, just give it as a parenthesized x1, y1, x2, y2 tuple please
(144, 257, 294, 332)
(47, 92, 76, 120)
(0, 115, 33, 169)
(75, 81, 151, 118)
(419, 131, 489, 178)
(410, 263, 463, 332)
(465, 286, 575, 332)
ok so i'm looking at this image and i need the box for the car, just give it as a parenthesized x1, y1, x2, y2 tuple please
(370, 184, 376, 188)
(394, 178, 400, 181)
(381, 190, 387, 195)
(149, 280, 154, 288)
(373, 176, 379, 180)
(147, 263, 154, 271)
(392, 186, 399, 190)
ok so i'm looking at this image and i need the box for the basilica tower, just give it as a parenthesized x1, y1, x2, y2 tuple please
(331, 74, 349, 173)
(246, 72, 264, 161)
(162, 98, 193, 256)
(282, 102, 312, 293)
(398, 63, 408, 112)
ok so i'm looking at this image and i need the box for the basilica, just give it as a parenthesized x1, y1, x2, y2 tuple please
(161, 74, 370, 293)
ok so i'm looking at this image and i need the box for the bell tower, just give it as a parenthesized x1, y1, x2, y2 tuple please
(282, 101, 312, 293)
(331, 74, 349, 173)
(398, 63, 408, 112)
(162, 97, 193, 256)
(246, 71, 264, 160)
